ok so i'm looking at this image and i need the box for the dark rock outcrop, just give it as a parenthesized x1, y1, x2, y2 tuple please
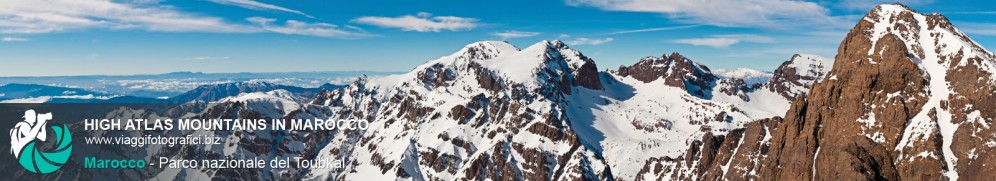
(616, 52, 718, 97)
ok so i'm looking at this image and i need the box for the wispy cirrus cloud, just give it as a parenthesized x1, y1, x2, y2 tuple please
(568, 37, 614, 45)
(247, 17, 374, 38)
(835, 0, 935, 11)
(958, 22, 996, 36)
(1, 37, 30, 42)
(673, 34, 773, 48)
(714, 34, 774, 43)
(352, 12, 479, 32)
(0, 0, 371, 38)
(492, 31, 540, 40)
(943, 11, 996, 15)
(0, 0, 256, 34)
(566, 0, 842, 29)
(208, 0, 313, 18)
(604, 25, 701, 35)
(182, 56, 230, 61)
(673, 38, 739, 48)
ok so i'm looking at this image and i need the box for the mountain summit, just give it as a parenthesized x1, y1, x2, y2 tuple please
(301, 40, 826, 180)
(766, 54, 833, 101)
(678, 3, 996, 181)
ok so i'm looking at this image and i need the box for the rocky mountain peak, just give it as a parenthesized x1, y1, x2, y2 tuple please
(405, 40, 602, 94)
(858, 3, 994, 67)
(616, 51, 717, 97)
(454, 40, 520, 61)
(646, 4, 996, 181)
(765, 53, 833, 101)
(542, 39, 569, 49)
(684, 4, 996, 180)
(668, 52, 687, 62)
(712, 68, 773, 86)
(303, 39, 615, 180)
(167, 81, 280, 103)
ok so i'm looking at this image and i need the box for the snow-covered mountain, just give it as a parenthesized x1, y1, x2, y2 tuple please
(306, 40, 612, 180)
(168, 81, 337, 103)
(713, 68, 772, 86)
(300, 40, 830, 180)
(765, 54, 834, 101)
(19, 39, 837, 180)
(14, 4, 991, 181)
(790, 4, 995, 180)
(675, 3, 996, 180)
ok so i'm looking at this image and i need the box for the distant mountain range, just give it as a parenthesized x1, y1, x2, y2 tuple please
(0, 81, 345, 103)
(712, 68, 773, 86)
(0, 71, 393, 98)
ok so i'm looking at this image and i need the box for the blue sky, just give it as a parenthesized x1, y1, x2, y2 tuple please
(0, 0, 994, 76)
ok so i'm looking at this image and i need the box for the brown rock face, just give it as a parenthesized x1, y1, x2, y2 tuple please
(418, 63, 457, 88)
(766, 54, 833, 101)
(472, 62, 503, 92)
(756, 26, 930, 181)
(678, 3, 996, 181)
(629, 117, 781, 180)
(574, 61, 603, 90)
(616, 52, 717, 97)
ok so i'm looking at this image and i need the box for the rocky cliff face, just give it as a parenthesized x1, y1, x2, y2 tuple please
(682, 3, 996, 181)
(766, 54, 834, 101)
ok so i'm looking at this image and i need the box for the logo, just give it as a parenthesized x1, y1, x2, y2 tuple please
(9, 110, 72, 174)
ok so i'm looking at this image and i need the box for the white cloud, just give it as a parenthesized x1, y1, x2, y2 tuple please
(568, 37, 615, 45)
(0, 0, 256, 34)
(352, 12, 479, 32)
(673, 34, 773, 48)
(492, 31, 540, 39)
(183, 56, 230, 60)
(673, 38, 739, 48)
(0, 0, 369, 38)
(714, 34, 774, 43)
(836, 0, 935, 11)
(247, 17, 374, 38)
(208, 0, 313, 18)
(959, 22, 996, 36)
(566, 0, 839, 29)
(944, 11, 996, 15)
(605, 25, 700, 35)
(1, 37, 29, 42)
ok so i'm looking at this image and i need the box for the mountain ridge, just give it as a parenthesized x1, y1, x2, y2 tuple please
(678, 3, 996, 180)
(299, 39, 831, 180)
(12, 3, 993, 180)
